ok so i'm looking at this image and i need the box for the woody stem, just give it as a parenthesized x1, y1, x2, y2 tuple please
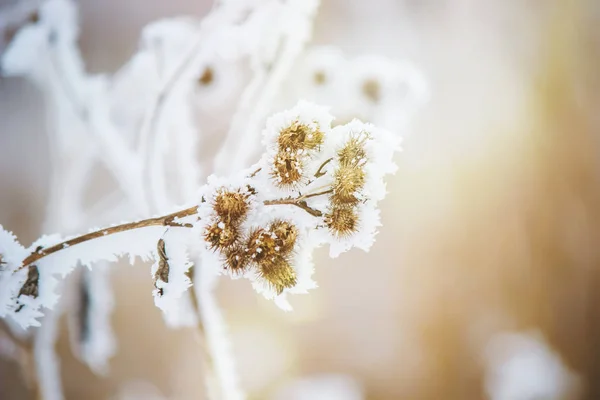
(19, 206, 198, 270)
(18, 190, 332, 271)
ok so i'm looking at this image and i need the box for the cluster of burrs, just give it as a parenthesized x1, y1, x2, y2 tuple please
(325, 133, 369, 236)
(203, 186, 300, 294)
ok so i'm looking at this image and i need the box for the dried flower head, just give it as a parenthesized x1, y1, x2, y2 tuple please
(244, 221, 299, 294)
(331, 165, 366, 206)
(325, 206, 359, 237)
(278, 121, 324, 152)
(271, 151, 304, 188)
(213, 188, 251, 224)
(258, 256, 297, 295)
(246, 228, 276, 263)
(204, 220, 239, 250)
(223, 245, 249, 273)
(269, 220, 298, 255)
(337, 135, 368, 168)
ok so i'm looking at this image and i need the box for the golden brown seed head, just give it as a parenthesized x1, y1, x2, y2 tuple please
(246, 228, 277, 263)
(271, 151, 304, 188)
(224, 245, 249, 273)
(278, 121, 324, 152)
(269, 220, 298, 255)
(204, 221, 239, 250)
(331, 165, 366, 206)
(213, 189, 250, 224)
(325, 206, 359, 237)
(338, 136, 368, 168)
(259, 256, 297, 295)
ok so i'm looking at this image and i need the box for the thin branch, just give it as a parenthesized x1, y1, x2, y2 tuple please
(19, 207, 199, 270)
(263, 198, 323, 217)
(298, 188, 333, 202)
(17, 188, 332, 271)
(248, 168, 262, 178)
(314, 158, 333, 178)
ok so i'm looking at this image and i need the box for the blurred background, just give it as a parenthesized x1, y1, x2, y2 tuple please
(1, 0, 600, 399)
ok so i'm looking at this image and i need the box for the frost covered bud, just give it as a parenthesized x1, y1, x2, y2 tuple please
(272, 151, 304, 188)
(330, 134, 369, 206)
(246, 220, 299, 294)
(223, 245, 249, 273)
(337, 136, 368, 168)
(332, 166, 365, 206)
(278, 121, 324, 152)
(213, 188, 251, 224)
(269, 220, 298, 255)
(259, 256, 297, 295)
(325, 206, 359, 237)
(263, 102, 334, 190)
(204, 221, 239, 250)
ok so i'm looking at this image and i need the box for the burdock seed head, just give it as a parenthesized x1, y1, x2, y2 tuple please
(259, 255, 297, 295)
(278, 121, 324, 152)
(269, 220, 298, 255)
(204, 220, 239, 250)
(325, 205, 359, 237)
(271, 151, 304, 188)
(246, 228, 276, 263)
(223, 245, 249, 274)
(337, 135, 368, 168)
(331, 164, 366, 206)
(246, 221, 299, 294)
(213, 188, 251, 224)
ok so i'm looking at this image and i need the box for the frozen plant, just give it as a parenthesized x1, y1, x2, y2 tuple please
(0, 100, 401, 324)
(0, 0, 426, 399)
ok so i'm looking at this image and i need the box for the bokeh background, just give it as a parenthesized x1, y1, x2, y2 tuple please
(1, 0, 600, 399)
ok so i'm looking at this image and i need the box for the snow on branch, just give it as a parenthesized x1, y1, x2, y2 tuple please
(0, 100, 401, 328)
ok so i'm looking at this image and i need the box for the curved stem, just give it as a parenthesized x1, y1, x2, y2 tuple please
(17, 188, 332, 271)
(19, 207, 198, 270)
(263, 197, 324, 217)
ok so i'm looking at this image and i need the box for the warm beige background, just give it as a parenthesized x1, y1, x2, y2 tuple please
(1, 0, 599, 399)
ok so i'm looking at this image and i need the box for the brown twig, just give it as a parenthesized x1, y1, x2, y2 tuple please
(19, 206, 198, 270)
(314, 158, 333, 178)
(18, 189, 332, 271)
(298, 188, 333, 202)
(263, 197, 324, 217)
(248, 167, 262, 178)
